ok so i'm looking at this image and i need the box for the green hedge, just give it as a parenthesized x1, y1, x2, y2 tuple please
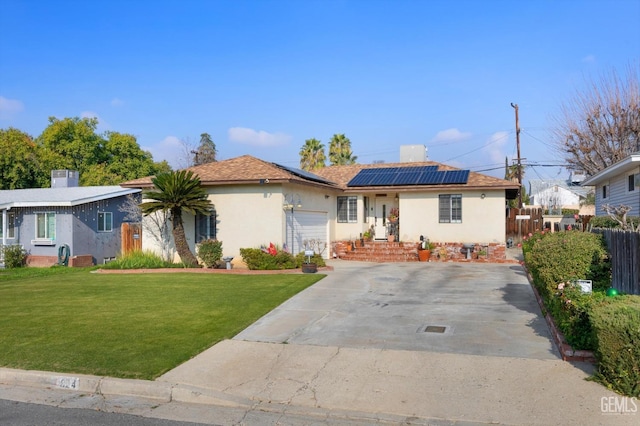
(523, 229, 640, 396)
(589, 215, 640, 229)
(523, 231, 610, 299)
(240, 247, 326, 270)
(590, 296, 640, 397)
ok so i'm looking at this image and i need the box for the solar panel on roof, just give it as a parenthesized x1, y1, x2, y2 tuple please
(273, 163, 334, 185)
(416, 171, 445, 185)
(347, 165, 453, 187)
(441, 170, 470, 184)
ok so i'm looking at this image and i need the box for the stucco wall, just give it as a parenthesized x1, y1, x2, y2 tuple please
(141, 183, 336, 261)
(400, 190, 506, 244)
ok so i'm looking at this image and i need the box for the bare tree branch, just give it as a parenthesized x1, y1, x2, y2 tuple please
(553, 63, 640, 176)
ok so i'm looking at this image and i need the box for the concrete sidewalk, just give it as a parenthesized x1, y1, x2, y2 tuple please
(1, 260, 637, 425)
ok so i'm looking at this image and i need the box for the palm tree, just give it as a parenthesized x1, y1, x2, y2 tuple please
(329, 134, 357, 165)
(140, 170, 212, 266)
(299, 138, 326, 171)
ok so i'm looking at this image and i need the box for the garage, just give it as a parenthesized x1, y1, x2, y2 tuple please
(285, 211, 328, 258)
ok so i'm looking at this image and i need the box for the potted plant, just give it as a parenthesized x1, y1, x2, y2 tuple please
(417, 235, 434, 261)
(388, 207, 399, 223)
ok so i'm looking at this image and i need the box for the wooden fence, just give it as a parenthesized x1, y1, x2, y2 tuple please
(121, 222, 142, 255)
(506, 208, 543, 244)
(592, 228, 640, 295)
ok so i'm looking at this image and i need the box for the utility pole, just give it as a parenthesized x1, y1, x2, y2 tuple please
(511, 103, 523, 208)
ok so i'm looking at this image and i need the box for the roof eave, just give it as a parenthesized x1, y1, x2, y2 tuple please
(582, 154, 640, 186)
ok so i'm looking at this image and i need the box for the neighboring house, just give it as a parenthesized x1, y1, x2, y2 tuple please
(581, 152, 640, 216)
(121, 151, 518, 260)
(528, 177, 593, 215)
(0, 170, 141, 266)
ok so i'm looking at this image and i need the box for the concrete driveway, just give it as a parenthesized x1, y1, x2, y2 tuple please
(234, 260, 559, 360)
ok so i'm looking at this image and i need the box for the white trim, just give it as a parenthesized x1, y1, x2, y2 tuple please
(582, 153, 640, 186)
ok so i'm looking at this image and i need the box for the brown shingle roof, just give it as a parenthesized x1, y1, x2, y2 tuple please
(120, 155, 337, 189)
(121, 155, 518, 193)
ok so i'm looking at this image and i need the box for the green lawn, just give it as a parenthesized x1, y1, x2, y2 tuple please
(0, 268, 324, 379)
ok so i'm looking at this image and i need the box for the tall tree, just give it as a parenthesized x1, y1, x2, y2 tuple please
(0, 128, 43, 189)
(36, 117, 104, 185)
(102, 131, 158, 181)
(193, 133, 217, 166)
(139, 170, 212, 266)
(299, 138, 326, 171)
(33, 117, 166, 186)
(329, 133, 357, 165)
(552, 64, 640, 176)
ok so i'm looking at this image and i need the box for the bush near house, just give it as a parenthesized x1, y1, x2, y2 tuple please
(523, 230, 640, 397)
(101, 251, 201, 269)
(1, 244, 28, 269)
(589, 215, 640, 229)
(240, 246, 326, 270)
(197, 239, 223, 268)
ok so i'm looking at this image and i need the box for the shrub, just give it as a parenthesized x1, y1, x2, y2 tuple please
(524, 231, 610, 299)
(197, 239, 223, 268)
(294, 251, 326, 268)
(589, 215, 640, 229)
(2, 244, 27, 269)
(590, 296, 640, 397)
(547, 283, 605, 350)
(239, 247, 296, 270)
(101, 250, 170, 269)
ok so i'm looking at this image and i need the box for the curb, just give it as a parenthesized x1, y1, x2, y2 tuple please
(0, 367, 248, 407)
(0, 367, 449, 425)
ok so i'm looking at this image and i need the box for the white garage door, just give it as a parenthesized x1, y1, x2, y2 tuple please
(285, 211, 328, 258)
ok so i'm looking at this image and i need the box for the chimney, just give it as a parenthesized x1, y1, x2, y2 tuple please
(400, 144, 428, 162)
(51, 170, 79, 188)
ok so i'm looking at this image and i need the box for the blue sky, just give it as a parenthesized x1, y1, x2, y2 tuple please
(1, 0, 639, 184)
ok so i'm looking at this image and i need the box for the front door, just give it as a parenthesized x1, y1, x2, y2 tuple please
(373, 198, 388, 239)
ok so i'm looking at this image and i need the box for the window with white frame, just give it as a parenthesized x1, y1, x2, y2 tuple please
(602, 184, 609, 199)
(0, 212, 16, 239)
(97, 212, 113, 232)
(36, 212, 56, 239)
(196, 210, 216, 242)
(439, 194, 462, 223)
(337, 196, 357, 223)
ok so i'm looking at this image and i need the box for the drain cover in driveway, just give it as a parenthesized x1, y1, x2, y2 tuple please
(417, 325, 449, 333)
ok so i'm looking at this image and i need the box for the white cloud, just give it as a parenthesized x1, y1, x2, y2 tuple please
(0, 96, 25, 119)
(228, 127, 292, 147)
(582, 54, 596, 63)
(111, 98, 124, 107)
(484, 131, 510, 164)
(144, 136, 184, 169)
(80, 111, 110, 131)
(431, 128, 472, 143)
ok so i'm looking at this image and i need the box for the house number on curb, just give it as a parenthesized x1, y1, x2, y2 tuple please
(56, 376, 80, 390)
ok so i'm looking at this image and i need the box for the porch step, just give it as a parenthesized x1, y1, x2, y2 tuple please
(337, 241, 419, 263)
